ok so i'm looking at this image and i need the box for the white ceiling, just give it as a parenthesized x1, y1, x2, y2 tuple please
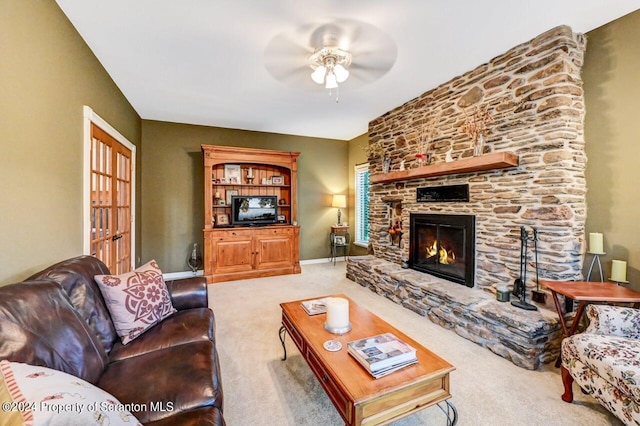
(56, 1, 640, 141)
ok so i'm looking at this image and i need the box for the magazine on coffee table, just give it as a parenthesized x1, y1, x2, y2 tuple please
(347, 332, 418, 377)
(301, 298, 327, 315)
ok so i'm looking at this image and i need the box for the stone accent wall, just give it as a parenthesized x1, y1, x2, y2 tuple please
(367, 26, 588, 292)
(347, 256, 564, 370)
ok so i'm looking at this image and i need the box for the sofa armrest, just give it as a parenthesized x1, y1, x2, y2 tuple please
(584, 304, 640, 339)
(165, 276, 208, 310)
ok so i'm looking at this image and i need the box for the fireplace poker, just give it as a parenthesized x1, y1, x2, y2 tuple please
(511, 228, 538, 311)
(513, 226, 526, 297)
(531, 228, 547, 303)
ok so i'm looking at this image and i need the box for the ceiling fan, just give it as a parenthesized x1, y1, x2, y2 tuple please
(264, 19, 397, 99)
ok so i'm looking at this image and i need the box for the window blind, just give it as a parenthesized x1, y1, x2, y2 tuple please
(354, 163, 370, 246)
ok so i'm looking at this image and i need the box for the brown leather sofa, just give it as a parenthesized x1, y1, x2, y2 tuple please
(0, 256, 224, 425)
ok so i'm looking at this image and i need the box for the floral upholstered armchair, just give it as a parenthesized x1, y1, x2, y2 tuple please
(561, 304, 640, 425)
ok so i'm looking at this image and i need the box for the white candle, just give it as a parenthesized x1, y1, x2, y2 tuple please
(326, 297, 349, 329)
(589, 233, 604, 254)
(215, 192, 221, 199)
(611, 260, 627, 282)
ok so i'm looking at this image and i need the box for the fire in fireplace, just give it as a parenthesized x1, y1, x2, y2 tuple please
(409, 214, 475, 287)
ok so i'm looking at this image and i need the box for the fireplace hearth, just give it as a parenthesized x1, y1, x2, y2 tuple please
(409, 213, 475, 287)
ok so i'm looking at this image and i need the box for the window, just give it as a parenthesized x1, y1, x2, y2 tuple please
(354, 163, 370, 247)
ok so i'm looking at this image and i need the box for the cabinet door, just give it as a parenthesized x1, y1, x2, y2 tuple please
(255, 230, 293, 270)
(212, 234, 254, 274)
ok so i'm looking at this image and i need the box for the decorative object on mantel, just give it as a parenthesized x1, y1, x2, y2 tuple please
(415, 120, 436, 167)
(586, 232, 605, 282)
(445, 148, 453, 162)
(461, 104, 494, 157)
(399, 160, 405, 171)
(610, 259, 629, 285)
(382, 154, 391, 174)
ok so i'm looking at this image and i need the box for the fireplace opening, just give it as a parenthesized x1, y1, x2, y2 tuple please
(409, 214, 475, 287)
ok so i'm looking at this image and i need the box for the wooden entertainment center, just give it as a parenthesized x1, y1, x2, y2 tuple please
(202, 145, 301, 283)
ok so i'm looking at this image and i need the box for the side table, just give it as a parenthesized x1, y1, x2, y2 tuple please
(330, 225, 350, 265)
(540, 280, 640, 367)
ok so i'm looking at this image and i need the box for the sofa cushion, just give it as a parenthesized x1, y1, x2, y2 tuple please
(0, 360, 141, 426)
(98, 340, 223, 424)
(95, 260, 177, 345)
(27, 255, 119, 354)
(0, 280, 108, 384)
(562, 333, 640, 401)
(109, 308, 215, 361)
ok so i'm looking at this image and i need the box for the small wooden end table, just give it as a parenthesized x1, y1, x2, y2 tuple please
(540, 280, 640, 367)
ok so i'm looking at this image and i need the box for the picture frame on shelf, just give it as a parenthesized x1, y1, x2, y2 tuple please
(225, 189, 238, 205)
(224, 164, 241, 183)
(277, 214, 286, 223)
(271, 175, 285, 185)
(216, 214, 230, 226)
(334, 235, 346, 245)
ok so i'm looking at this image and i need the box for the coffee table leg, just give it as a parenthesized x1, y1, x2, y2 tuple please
(279, 325, 287, 361)
(437, 400, 458, 425)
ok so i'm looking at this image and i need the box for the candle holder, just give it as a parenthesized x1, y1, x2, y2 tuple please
(610, 279, 629, 286)
(323, 322, 352, 335)
(586, 252, 605, 282)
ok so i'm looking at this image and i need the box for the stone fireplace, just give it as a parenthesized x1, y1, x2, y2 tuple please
(410, 213, 475, 287)
(346, 25, 587, 369)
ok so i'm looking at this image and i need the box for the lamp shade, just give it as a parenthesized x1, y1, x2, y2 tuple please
(325, 72, 338, 89)
(332, 194, 346, 208)
(311, 66, 326, 84)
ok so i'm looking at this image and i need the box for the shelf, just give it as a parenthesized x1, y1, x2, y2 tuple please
(370, 151, 519, 184)
(212, 182, 290, 188)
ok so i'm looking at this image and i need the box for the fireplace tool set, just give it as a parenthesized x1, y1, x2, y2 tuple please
(512, 226, 544, 311)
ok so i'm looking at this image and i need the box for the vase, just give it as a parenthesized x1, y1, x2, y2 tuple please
(474, 134, 485, 157)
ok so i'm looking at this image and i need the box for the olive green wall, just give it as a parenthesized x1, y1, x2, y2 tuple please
(583, 10, 640, 289)
(347, 133, 369, 256)
(0, 1, 141, 284)
(140, 120, 348, 272)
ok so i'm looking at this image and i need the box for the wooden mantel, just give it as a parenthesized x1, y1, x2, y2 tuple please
(370, 151, 519, 184)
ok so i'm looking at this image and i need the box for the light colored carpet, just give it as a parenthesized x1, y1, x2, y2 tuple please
(208, 262, 620, 425)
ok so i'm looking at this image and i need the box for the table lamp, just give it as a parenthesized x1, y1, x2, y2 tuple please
(332, 194, 346, 226)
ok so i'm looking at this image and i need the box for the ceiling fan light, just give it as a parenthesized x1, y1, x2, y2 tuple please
(311, 66, 326, 84)
(334, 64, 349, 83)
(325, 72, 338, 89)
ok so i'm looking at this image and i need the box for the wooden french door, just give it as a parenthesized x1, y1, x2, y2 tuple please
(89, 123, 132, 274)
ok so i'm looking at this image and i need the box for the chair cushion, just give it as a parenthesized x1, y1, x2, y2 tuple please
(98, 340, 223, 424)
(95, 260, 177, 345)
(109, 308, 215, 361)
(0, 360, 140, 425)
(562, 333, 640, 401)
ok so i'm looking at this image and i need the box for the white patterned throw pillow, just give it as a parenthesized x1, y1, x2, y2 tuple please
(0, 360, 141, 425)
(94, 260, 177, 344)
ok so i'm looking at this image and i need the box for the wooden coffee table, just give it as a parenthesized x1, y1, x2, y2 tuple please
(279, 294, 456, 425)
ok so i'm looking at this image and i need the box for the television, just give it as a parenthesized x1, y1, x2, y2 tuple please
(231, 196, 277, 226)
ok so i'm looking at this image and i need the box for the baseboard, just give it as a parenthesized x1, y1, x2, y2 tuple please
(300, 258, 345, 265)
(163, 270, 204, 280)
(163, 259, 343, 279)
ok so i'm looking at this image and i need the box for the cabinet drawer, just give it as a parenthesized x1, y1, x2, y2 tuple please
(282, 313, 305, 354)
(306, 347, 351, 424)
